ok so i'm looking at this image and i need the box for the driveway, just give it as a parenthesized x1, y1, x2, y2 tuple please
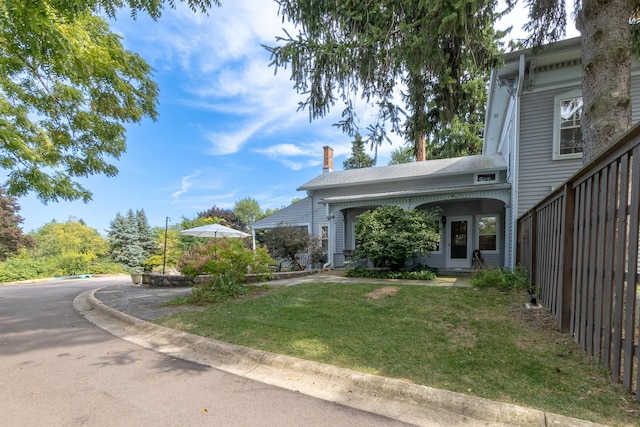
(0, 277, 410, 426)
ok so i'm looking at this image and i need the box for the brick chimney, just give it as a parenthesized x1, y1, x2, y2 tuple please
(323, 146, 334, 173)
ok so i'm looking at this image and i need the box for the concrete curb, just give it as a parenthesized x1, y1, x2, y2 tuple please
(74, 287, 607, 427)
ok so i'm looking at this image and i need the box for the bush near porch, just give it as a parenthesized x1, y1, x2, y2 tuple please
(353, 206, 440, 271)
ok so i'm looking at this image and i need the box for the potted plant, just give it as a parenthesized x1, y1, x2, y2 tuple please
(128, 266, 144, 285)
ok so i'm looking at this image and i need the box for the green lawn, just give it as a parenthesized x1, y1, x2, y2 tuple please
(156, 282, 640, 426)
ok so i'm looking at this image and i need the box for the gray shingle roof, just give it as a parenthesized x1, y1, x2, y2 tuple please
(297, 153, 506, 191)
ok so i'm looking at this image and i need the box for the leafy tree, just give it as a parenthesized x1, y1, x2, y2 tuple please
(197, 205, 241, 229)
(0, 187, 33, 261)
(388, 145, 414, 165)
(263, 207, 281, 217)
(260, 225, 324, 270)
(144, 227, 182, 272)
(266, 0, 505, 160)
(30, 218, 110, 275)
(354, 206, 440, 271)
(0, 0, 218, 202)
(523, 0, 636, 162)
(234, 197, 263, 231)
(343, 133, 375, 169)
(107, 209, 154, 272)
(179, 215, 221, 250)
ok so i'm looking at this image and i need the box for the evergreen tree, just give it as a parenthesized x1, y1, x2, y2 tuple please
(107, 209, 155, 271)
(343, 133, 376, 169)
(266, 0, 506, 160)
(136, 209, 156, 256)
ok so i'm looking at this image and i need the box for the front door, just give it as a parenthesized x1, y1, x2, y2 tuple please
(446, 216, 472, 269)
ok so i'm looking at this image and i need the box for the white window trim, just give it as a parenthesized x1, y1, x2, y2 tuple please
(553, 89, 583, 160)
(432, 225, 443, 254)
(476, 214, 500, 254)
(319, 224, 328, 252)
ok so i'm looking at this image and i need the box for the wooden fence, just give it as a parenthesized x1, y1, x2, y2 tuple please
(517, 123, 640, 400)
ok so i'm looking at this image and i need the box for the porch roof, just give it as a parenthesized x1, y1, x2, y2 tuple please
(297, 153, 506, 191)
(319, 182, 512, 206)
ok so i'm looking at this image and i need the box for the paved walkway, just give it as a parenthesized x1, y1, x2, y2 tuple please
(80, 271, 605, 427)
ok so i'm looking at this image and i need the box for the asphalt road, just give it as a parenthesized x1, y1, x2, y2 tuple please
(0, 277, 411, 427)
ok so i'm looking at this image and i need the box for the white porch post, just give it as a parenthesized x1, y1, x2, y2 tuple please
(326, 204, 335, 267)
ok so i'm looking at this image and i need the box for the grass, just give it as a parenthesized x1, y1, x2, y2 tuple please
(156, 282, 640, 426)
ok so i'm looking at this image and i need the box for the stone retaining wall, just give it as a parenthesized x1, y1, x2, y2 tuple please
(142, 269, 325, 288)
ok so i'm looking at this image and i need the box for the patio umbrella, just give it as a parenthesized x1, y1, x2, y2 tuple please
(179, 223, 250, 239)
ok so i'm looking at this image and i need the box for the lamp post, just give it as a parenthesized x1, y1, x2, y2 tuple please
(162, 216, 168, 275)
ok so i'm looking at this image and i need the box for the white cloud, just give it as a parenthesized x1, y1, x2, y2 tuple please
(204, 119, 267, 154)
(171, 170, 202, 201)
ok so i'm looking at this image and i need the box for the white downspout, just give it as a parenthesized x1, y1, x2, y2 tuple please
(509, 54, 525, 270)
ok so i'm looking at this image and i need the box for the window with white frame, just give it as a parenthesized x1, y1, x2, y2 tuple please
(320, 225, 328, 253)
(553, 90, 583, 159)
(432, 223, 443, 254)
(477, 215, 499, 253)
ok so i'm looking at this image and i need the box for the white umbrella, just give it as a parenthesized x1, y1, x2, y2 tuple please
(179, 223, 250, 239)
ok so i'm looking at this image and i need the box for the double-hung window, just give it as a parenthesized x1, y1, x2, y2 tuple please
(553, 90, 583, 160)
(320, 225, 328, 253)
(477, 215, 499, 253)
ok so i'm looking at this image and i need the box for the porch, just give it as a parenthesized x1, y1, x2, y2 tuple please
(328, 194, 511, 271)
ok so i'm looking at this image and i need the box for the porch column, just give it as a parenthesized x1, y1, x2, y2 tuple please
(326, 204, 335, 267)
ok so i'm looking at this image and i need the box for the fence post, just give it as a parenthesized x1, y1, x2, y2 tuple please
(530, 209, 537, 288)
(560, 183, 575, 331)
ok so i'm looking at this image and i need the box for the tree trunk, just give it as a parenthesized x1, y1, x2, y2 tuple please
(415, 134, 426, 161)
(577, 0, 633, 164)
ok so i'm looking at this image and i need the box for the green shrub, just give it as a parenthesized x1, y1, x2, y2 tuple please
(88, 259, 126, 274)
(353, 206, 440, 271)
(179, 238, 273, 280)
(0, 251, 49, 282)
(470, 266, 530, 291)
(345, 265, 437, 281)
(189, 275, 248, 304)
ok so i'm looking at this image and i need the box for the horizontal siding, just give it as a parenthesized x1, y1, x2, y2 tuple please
(632, 76, 640, 121)
(252, 197, 313, 229)
(518, 72, 640, 217)
(518, 87, 582, 216)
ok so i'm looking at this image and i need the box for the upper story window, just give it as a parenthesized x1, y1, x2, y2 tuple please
(553, 90, 583, 160)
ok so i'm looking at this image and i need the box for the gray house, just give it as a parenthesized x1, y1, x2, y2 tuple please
(253, 37, 638, 271)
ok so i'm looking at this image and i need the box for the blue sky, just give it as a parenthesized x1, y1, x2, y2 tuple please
(16, 1, 578, 234)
